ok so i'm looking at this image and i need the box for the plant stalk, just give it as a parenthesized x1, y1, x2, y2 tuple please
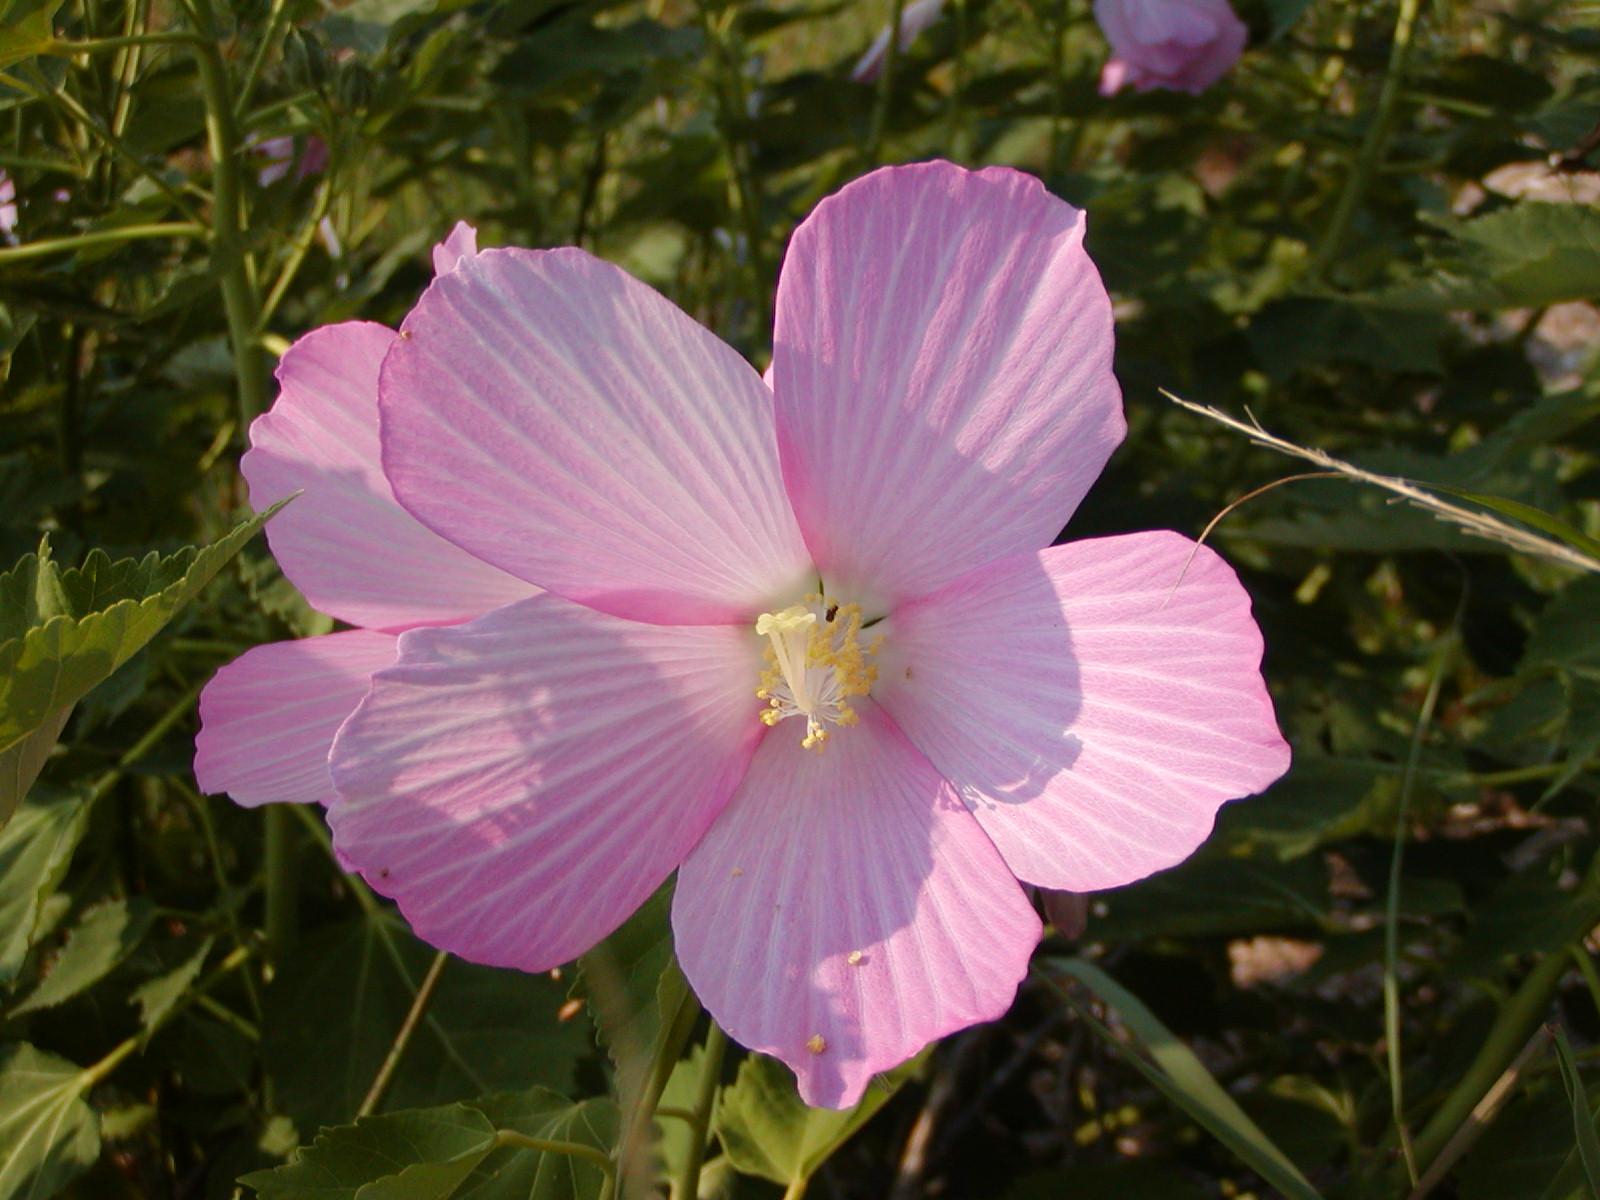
(676, 1022, 728, 1200)
(1312, 0, 1423, 276)
(359, 950, 450, 1116)
(865, 0, 908, 164)
(1410, 849, 1600, 1176)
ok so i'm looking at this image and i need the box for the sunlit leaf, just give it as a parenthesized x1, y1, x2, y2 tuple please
(458, 1091, 617, 1200)
(240, 1103, 499, 1200)
(9, 897, 154, 1017)
(0, 1042, 99, 1200)
(0, 789, 88, 984)
(714, 1049, 921, 1187)
(0, 503, 286, 766)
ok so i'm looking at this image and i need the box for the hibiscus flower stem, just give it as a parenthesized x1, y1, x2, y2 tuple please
(616, 984, 702, 1196)
(676, 1021, 728, 1200)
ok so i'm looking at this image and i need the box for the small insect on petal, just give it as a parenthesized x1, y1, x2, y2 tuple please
(807, 1034, 827, 1054)
(847, 950, 863, 965)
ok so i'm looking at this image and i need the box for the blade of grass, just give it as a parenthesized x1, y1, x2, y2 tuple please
(1386, 613, 1462, 1185)
(1554, 1025, 1600, 1200)
(1038, 959, 1323, 1200)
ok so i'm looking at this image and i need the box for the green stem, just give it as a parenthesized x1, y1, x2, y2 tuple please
(4, 64, 202, 220)
(1311, 0, 1423, 277)
(56, 30, 207, 53)
(193, 992, 261, 1041)
(79, 943, 253, 1090)
(676, 1022, 728, 1200)
(263, 805, 297, 965)
(864, 0, 907, 165)
(495, 1130, 618, 1186)
(235, 0, 292, 118)
(1410, 849, 1600, 1175)
(1385, 626, 1456, 1185)
(1045, 0, 1067, 179)
(781, 1179, 809, 1200)
(617, 987, 701, 1198)
(0, 221, 204, 264)
(190, 30, 266, 426)
(174, 777, 264, 1020)
(258, 176, 334, 330)
(358, 951, 449, 1116)
(946, 0, 969, 159)
(88, 679, 205, 803)
(697, 4, 765, 309)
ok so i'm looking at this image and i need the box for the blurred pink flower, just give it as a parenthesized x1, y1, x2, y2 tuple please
(197, 163, 1288, 1107)
(0, 171, 17, 245)
(852, 0, 946, 83)
(1095, 0, 1247, 95)
(253, 134, 330, 187)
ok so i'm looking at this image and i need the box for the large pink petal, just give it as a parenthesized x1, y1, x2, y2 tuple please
(327, 593, 766, 971)
(244, 321, 534, 630)
(674, 701, 1040, 1109)
(770, 161, 1124, 611)
(874, 532, 1290, 892)
(195, 630, 398, 808)
(379, 248, 813, 625)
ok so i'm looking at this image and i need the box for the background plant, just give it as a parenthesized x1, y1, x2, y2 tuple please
(1, 0, 1599, 1197)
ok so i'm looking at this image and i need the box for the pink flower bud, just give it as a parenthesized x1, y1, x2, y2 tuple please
(1094, 0, 1247, 96)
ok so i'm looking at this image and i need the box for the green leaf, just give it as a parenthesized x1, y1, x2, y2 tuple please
(0, 539, 68, 644)
(1526, 578, 1600, 675)
(0, 0, 64, 68)
(0, 789, 88, 984)
(1379, 203, 1600, 311)
(1042, 958, 1324, 1200)
(714, 1050, 919, 1187)
(0, 1042, 100, 1200)
(1553, 1026, 1600, 1200)
(573, 883, 685, 1113)
(1423, 485, 1600, 565)
(130, 936, 213, 1032)
(240, 1103, 498, 1200)
(263, 915, 588, 1131)
(10, 897, 154, 1017)
(0, 503, 284, 763)
(1451, 868, 1600, 979)
(458, 1091, 618, 1200)
(0, 706, 70, 829)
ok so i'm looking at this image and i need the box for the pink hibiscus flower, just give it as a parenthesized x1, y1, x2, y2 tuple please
(1095, 0, 1248, 96)
(196, 162, 1288, 1108)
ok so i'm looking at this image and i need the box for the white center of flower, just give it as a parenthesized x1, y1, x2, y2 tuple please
(754, 595, 879, 750)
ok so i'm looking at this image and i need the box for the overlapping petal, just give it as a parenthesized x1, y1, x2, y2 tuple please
(874, 532, 1290, 892)
(770, 161, 1124, 611)
(432, 220, 479, 275)
(243, 321, 533, 630)
(194, 630, 398, 807)
(674, 701, 1040, 1108)
(327, 593, 767, 972)
(379, 248, 814, 625)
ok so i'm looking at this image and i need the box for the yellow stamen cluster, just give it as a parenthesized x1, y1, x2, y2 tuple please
(754, 594, 879, 750)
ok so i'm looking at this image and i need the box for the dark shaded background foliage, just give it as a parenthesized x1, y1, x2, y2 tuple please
(2, 0, 1599, 1197)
